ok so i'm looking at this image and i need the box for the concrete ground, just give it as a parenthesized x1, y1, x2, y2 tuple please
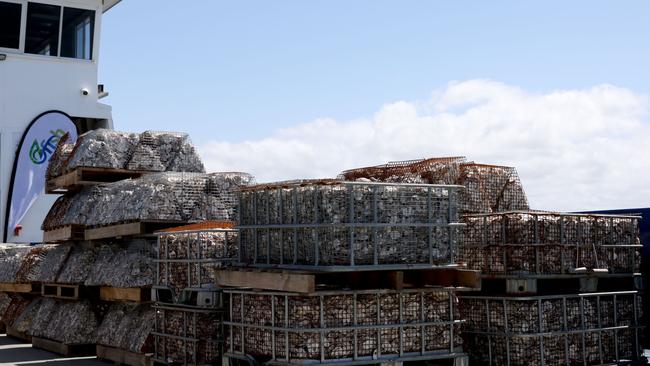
(0, 334, 109, 366)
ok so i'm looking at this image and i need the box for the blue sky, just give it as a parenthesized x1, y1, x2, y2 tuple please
(100, 1, 649, 143)
(99, 1, 650, 210)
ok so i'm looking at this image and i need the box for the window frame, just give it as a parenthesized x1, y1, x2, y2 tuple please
(0, 0, 98, 62)
(60, 5, 95, 60)
(0, 0, 26, 53)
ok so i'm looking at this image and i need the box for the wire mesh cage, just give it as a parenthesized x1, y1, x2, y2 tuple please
(338, 157, 467, 184)
(225, 288, 463, 365)
(59, 129, 205, 174)
(338, 158, 530, 215)
(42, 172, 254, 230)
(96, 303, 154, 354)
(0, 245, 32, 283)
(153, 305, 223, 366)
(459, 212, 642, 275)
(460, 291, 644, 366)
(1, 294, 30, 329)
(238, 180, 464, 268)
(84, 239, 156, 288)
(46, 132, 74, 180)
(155, 227, 238, 303)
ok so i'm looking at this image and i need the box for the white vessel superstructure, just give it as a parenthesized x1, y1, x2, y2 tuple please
(0, 0, 120, 243)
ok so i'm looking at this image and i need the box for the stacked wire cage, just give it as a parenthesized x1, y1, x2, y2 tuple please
(153, 224, 239, 365)
(225, 179, 469, 366)
(462, 291, 643, 366)
(457, 211, 645, 365)
(336, 157, 645, 365)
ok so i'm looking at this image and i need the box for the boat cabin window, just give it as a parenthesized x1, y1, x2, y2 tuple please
(25, 2, 61, 56)
(23, 2, 96, 60)
(0, 1, 22, 49)
(61, 7, 95, 60)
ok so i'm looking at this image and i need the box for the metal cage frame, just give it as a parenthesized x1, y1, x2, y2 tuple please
(461, 291, 644, 366)
(225, 288, 463, 365)
(237, 181, 465, 269)
(154, 228, 238, 304)
(152, 304, 223, 366)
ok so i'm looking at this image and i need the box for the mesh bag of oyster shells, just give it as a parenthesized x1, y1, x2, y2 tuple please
(43, 172, 254, 230)
(97, 303, 155, 353)
(153, 305, 222, 365)
(85, 239, 155, 288)
(459, 211, 642, 275)
(338, 157, 529, 214)
(460, 291, 643, 365)
(13, 245, 63, 283)
(1, 294, 31, 329)
(46, 132, 74, 181)
(238, 180, 463, 267)
(226, 288, 462, 363)
(30, 298, 105, 344)
(10, 297, 44, 335)
(155, 227, 237, 298)
(29, 245, 73, 283)
(0, 292, 12, 326)
(55, 244, 99, 284)
(0, 244, 31, 282)
(56, 129, 205, 175)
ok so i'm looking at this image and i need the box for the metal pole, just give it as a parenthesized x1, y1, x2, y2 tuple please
(373, 185, 378, 265)
(292, 188, 298, 265)
(428, 187, 433, 264)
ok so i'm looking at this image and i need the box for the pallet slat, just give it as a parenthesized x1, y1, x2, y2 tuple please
(215, 270, 315, 293)
(85, 222, 144, 240)
(96, 344, 152, 366)
(32, 336, 96, 357)
(85, 221, 186, 241)
(100, 286, 151, 303)
(43, 225, 84, 243)
(215, 268, 481, 293)
(0, 283, 35, 293)
(46, 167, 148, 193)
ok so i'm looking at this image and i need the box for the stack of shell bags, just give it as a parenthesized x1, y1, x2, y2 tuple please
(46, 129, 206, 180)
(42, 172, 254, 231)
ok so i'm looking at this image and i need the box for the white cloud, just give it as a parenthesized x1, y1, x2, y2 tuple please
(200, 80, 650, 211)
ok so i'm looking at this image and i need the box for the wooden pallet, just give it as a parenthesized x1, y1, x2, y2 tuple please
(100, 286, 151, 303)
(215, 267, 481, 293)
(0, 282, 37, 294)
(6, 325, 31, 342)
(46, 167, 149, 193)
(32, 336, 96, 357)
(85, 221, 187, 241)
(43, 225, 85, 243)
(96, 344, 153, 366)
(41, 283, 99, 300)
